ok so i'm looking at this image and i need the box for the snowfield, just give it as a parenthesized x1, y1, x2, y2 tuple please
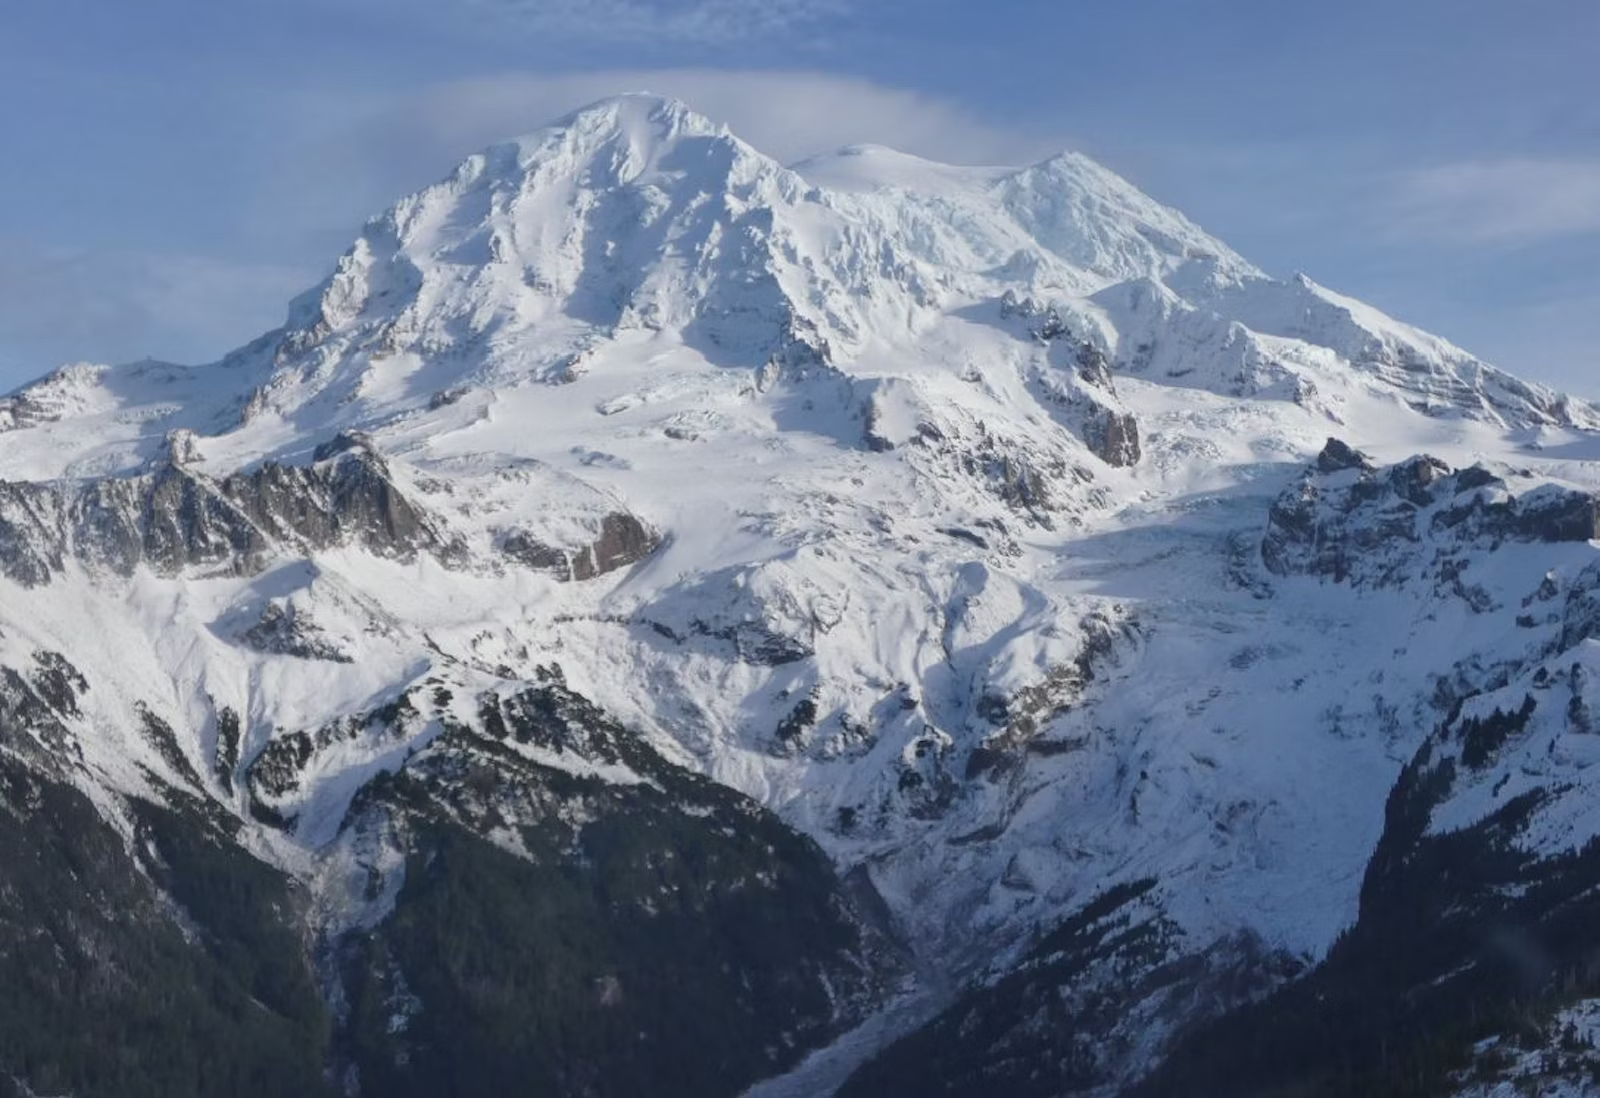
(2, 93, 1598, 1095)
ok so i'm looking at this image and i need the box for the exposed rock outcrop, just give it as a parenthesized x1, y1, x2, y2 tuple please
(0, 435, 441, 586)
(500, 511, 659, 582)
(1001, 293, 1141, 468)
(237, 602, 352, 663)
(1262, 439, 1598, 590)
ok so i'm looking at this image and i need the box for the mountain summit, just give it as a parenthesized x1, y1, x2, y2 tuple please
(246, 92, 1596, 438)
(3, 95, 1600, 1097)
(7, 93, 1588, 480)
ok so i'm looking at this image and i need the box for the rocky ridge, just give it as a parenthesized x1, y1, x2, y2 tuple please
(0, 94, 1595, 1097)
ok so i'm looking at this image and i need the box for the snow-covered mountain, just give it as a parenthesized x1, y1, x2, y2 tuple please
(4, 92, 1600, 1097)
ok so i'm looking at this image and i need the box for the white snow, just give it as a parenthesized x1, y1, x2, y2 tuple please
(0, 91, 1597, 1086)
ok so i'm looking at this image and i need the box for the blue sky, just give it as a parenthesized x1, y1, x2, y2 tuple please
(1, 0, 1596, 393)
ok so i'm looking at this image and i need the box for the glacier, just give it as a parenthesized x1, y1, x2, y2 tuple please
(1, 92, 1599, 1096)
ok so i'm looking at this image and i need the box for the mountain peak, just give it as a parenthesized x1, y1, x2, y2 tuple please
(3, 95, 1591, 485)
(515, 91, 732, 162)
(440, 89, 761, 200)
(2, 93, 1600, 1098)
(560, 90, 713, 127)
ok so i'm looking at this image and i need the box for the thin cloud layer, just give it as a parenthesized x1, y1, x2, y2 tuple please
(0, 244, 305, 372)
(344, 69, 1057, 179)
(259, 69, 1063, 242)
(1390, 159, 1600, 245)
(451, 0, 851, 44)
(3, 70, 1059, 374)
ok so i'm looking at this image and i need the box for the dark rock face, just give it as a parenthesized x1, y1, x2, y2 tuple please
(0, 756, 333, 1098)
(1000, 293, 1142, 468)
(220, 439, 439, 562)
(501, 511, 660, 582)
(137, 705, 206, 790)
(71, 464, 265, 575)
(499, 530, 570, 573)
(0, 433, 662, 588)
(248, 731, 316, 807)
(329, 675, 893, 1098)
(841, 881, 1298, 1098)
(214, 705, 242, 791)
(0, 481, 67, 586)
(691, 619, 814, 666)
(574, 512, 659, 579)
(0, 653, 892, 1098)
(1082, 403, 1141, 468)
(961, 442, 1081, 522)
(238, 603, 352, 663)
(966, 609, 1136, 780)
(0, 651, 87, 765)
(1314, 436, 1374, 474)
(0, 437, 441, 586)
(1504, 485, 1600, 543)
(1042, 341, 1142, 470)
(1562, 561, 1600, 651)
(1262, 442, 1598, 590)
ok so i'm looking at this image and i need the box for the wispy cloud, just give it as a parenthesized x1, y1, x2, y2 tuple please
(451, 0, 851, 44)
(261, 69, 1060, 234)
(0, 69, 1055, 380)
(1388, 158, 1600, 245)
(0, 244, 308, 374)
(385, 69, 1052, 166)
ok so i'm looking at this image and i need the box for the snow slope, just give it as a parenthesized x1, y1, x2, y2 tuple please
(3, 92, 1600, 1094)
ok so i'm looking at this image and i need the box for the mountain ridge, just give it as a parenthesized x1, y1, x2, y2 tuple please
(0, 93, 1598, 1097)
